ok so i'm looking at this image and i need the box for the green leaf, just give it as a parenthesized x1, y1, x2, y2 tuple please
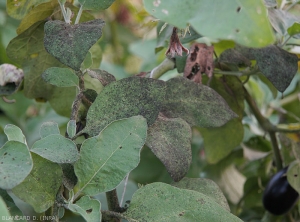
(288, 22, 300, 37)
(124, 182, 243, 222)
(83, 77, 165, 137)
(0, 197, 12, 222)
(172, 177, 230, 211)
(161, 77, 237, 128)
(144, 0, 275, 48)
(244, 136, 272, 152)
(146, 116, 192, 182)
(42, 67, 79, 87)
(16, 0, 59, 34)
(78, 0, 115, 10)
(39, 121, 60, 138)
(31, 134, 78, 163)
(4, 124, 26, 144)
(199, 119, 244, 163)
(75, 116, 147, 196)
(287, 161, 300, 194)
(0, 141, 33, 190)
(6, 0, 49, 19)
(44, 19, 105, 71)
(67, 120, 76, 138)
(81, 51, 93, 70)
(12, 153, 63, 213)
(253, 45, 298, 92)
(68, 196, 101, 222)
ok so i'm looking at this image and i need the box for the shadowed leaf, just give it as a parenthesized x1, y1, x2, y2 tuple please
(78, 0, 115, 10)
(42, 67, 79, 87)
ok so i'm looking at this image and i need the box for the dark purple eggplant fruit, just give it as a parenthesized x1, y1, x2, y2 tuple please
(263, 166, 299, 215)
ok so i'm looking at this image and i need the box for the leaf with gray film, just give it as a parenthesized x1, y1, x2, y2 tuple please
(78, 0, 115, 10)
(146, 116, 192, 182)
(253, 45, 298, 92)
(161, 77, 237, 128)
(12, 153, 63, 213)
(42, 67, 79, 87)
(39, 121, 60, 138)
(4, 125, 26, 144)
(84, 77, 165, 137)
(172, 177, 230, 211)
(75, 116, 147, 196)
(124, 182, 243, 222)
(68, 196, 101, 222)
(31, 134, 78, 163)
(44, 19, 105, 70)
(0, 141, 33, 189)
(86, 69, 116, 86)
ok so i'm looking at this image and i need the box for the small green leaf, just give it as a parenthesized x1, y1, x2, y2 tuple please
(68, 196, 101, 222)
(0, 197, 12, 222)
(42, 67, 79, 87)
(6, 0, 49, 19)
(4, 124, 26, 144)
(44, 19, 105, 71)
(244, 136, 272, 152)
(124, 182, 243, 222)
(287, 161, 300, 194)
(31, 134, 78, 163)
(81, 51, 93, 70)
(161, 77, 237, 128)
(83, 77, 165, 137)
(67, 120, 76, 138)
(287, 22, 300, 39)
(144, 0, 275, 48)
(253, 45, 298, 92)
(0, 141, 33, 190)
(39, 121, 60, 138)
(75, 116, 147, 195)
(78, 0, 115, 10)
(146, 116, 192, 182)
(12, 153, 63, 213)
(172, 177, 230, 211)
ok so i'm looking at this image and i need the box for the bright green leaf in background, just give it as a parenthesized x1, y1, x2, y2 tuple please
(161, 77, 237, 128)
(287, 161, 300, 194)
(287, 22, 300, 37)
(144, 0, 275, 47)
(146, 116, 192, 182)
(75, 116, 147, 196)
(172, 177, 230, 211)
(42, 67, 79, 87)
(0, 141, 32, 189)
(6, 0, 49, 19)
(124, 182, 242, 222)
(31, 134, 78, 163)
(39, 121, 60, 138)
(78, 0, 115, 11)
(68, 196, 101, 222)
(44, 19, 105, 71)
(4, 124, 26, 144)
(12, 153, 63, 213)
(83, 77, 165, 137)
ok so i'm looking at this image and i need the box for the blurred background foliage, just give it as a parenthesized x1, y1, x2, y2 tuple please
(0, 0, 300, 221)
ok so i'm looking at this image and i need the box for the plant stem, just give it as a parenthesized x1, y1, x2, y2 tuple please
(150, 58, 175, 79)
(75, 4, 84, 24)
(106, 189, 121, 222)
(244, 87, 283, 170)
(58, 1, 69, 23)
(70, 75, 84, 121)
(102, 210, 133, 221)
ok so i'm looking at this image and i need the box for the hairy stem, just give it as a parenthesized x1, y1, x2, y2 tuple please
(106, 189, 121, 222)
(70, 75, 84, 121)
(75, 4, 84, 24)
(150, 58, 175, 79)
